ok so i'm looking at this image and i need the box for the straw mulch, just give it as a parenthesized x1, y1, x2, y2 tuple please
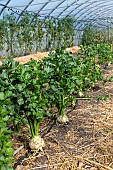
(0, 46, 80, 65)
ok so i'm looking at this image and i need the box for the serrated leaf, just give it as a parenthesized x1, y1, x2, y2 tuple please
(17, 98, 24, 105)
(0, 92, 5, 100)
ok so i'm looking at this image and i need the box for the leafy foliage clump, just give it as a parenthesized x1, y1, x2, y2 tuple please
(0, 93, 14, 170)
(81, 25, 112, 46)
(0, 42, 112, 161)
(39, 49, 81, 116)
(0, 12, 74, 57)
(0, 57, 50, 138)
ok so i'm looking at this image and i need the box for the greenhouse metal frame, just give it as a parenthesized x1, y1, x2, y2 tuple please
(0, 0, 113, 28)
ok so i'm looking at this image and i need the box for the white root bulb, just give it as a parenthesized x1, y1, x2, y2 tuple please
(57, 114, 69, 124)
(78, 91, 84, 97)
(29, 135, 45, 151)
(96, 64, 100, 68)
(108, 62, 111, 66)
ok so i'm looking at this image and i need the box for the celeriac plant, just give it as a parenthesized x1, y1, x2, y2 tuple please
(0, 57, 49, 151)
(16, 59, 50, 150)
(40, 48, 82, 123)
(77, 45, 103, 91)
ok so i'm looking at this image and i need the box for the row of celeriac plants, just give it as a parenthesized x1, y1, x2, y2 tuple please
(0, 43, 113, 170)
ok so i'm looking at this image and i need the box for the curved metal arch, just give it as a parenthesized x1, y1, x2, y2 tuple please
(56, 0, 78, 18)
(58, 0, 97, 18)
(77, 20, 108, 30)
(75, 19, 104, 27)
(79, 23, 108, 31)
(76, 18, 108, 31)
(46, 0, 65, 17)
(16, 0, 52, 21)
(76, 14, 109, 31)
(71, 0, 113, 29)
(76, 17, 104, 30)
(0, 0, 11, 15)
(71, 0, 112, 19)
(76, 9, 112, 32)
(81, 7, 113, 24)
(74, 8, 112, 30)
(74, 1, 113, 21)
(76, 4, 113, 27)
(71, 1, 111, 30)
(89, 9, 113, 26)
(17, 0, 35, 22)
(76, 18, 109, 27)
(33, 0, 50, 16)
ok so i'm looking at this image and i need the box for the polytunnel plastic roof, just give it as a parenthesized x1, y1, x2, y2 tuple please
(1, 0, 113, 29)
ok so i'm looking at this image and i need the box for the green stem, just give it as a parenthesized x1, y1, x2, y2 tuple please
(14, 121, 20, 133)
(27, 116, 39, 139)
(28, 118, 35, 138)
(34, 118, 39, 137)
(75, 97, 92, 100)
(13, 114, 20, 133)
(58, 94, 65, 116)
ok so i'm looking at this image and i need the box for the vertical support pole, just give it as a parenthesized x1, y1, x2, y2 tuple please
(111, 42, 113, 52)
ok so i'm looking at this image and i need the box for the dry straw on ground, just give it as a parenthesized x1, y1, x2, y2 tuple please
(0, 46, 80, 65)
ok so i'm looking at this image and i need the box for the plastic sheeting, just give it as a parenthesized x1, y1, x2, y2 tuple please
(0, 0, 113, 29)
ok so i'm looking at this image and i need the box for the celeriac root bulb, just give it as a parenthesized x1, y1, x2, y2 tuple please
(78, 91, 84, 97)
(57, 114, 69, 124)
(29, 135, 45, 151)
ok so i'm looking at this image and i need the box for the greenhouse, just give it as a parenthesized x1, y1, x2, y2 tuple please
(1, 1, 113, 170)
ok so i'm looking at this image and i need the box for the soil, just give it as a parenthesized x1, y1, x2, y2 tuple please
(7, 47, 113, 170)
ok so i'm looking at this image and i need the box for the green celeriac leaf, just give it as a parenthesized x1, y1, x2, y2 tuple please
(0, 92, 5, 100)
(17, 98, 24, 105)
